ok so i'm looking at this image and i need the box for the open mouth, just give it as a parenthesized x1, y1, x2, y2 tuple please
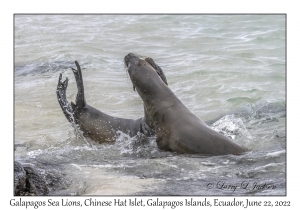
(124, 53, 168, 86)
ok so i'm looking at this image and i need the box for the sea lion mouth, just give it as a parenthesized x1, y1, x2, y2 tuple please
(124, 53, 168, 88)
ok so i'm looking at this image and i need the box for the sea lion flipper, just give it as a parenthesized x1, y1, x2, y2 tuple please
(71, 61, 86, 108)
(63, 77, 68, 87)
(56, 74, 74, 123)
(58, 73, 62, 82)
(75, 61, 83, 80)
(155, 64, 168, 85)
(145, 57, 168, 85)
(71, 67, 77, 73)
(71, 101, 76, 110)
(140, 119, 155, 136)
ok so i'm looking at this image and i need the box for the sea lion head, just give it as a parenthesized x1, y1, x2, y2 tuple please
(124, 53, 168, 92)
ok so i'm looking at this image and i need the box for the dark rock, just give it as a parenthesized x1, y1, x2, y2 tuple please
(14, 161, 49, 196)
(14, 161, 26, 195)
(23, 166, 49, 196)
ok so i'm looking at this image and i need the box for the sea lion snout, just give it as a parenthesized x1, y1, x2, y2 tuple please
(124, 53, 141, 68)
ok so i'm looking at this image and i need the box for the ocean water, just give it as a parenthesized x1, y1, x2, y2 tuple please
(14, 15, 286, 195)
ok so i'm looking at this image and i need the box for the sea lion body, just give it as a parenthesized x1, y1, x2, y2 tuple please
(124, 53, 246, 155)
(71, 103, 146, 143)
(57, 60, 167, 143)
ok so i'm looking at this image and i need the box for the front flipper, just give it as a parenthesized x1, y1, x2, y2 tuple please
(140, 118, 155, 136)
(56, 73, 74, 123)
(71, 61, 86, 108)
(145, 57, 168, 85)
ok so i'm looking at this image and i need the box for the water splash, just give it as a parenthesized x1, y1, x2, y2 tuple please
(211, 114, 252, 140)
(113, 131, 162, 158)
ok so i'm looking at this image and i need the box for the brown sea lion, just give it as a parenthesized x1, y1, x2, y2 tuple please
(56, 60, 168, 143)
(124, 53, 246, 155)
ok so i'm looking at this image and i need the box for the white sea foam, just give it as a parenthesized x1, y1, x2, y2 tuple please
(211, 114, 252, 140)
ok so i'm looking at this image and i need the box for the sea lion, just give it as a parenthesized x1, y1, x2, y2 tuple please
(124, 53, 246, 155)
(56, 60, 168, 143)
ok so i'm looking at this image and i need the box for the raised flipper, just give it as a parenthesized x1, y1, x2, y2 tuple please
(56, 73, 74, 123)
(71, 61, 86, 108)
(145, 57, 168, 85)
